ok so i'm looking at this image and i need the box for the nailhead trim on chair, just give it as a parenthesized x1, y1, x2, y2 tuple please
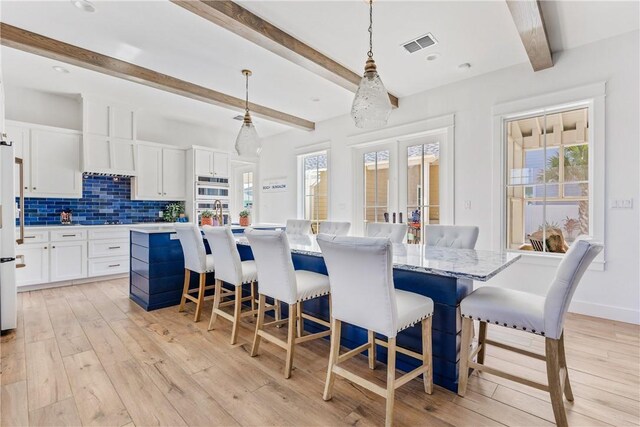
(460, 314, 545, 337)
(397, 312, 434, 333)
(299, 290, 330, 303)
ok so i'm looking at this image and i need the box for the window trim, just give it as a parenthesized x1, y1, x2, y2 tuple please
(492, 82, 605, 270)
(297, 148, 331, 224)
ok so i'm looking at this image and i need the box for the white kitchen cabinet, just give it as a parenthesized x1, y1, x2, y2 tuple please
(7, 124, 30, 195)
(30, 130, 82, 198)
(82, 96, 137, 175)
(194, 148, 229, 178)
(15, 244, 49, 287)
(162, 148, 186, 199)
(49, 241, 87, 282)
(133, 144, 185, 200)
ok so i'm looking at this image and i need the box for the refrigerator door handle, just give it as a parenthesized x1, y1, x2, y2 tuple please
(15, 254, 25, 269)
(0, 257, 15, 263)
(15, 157, 24, 245)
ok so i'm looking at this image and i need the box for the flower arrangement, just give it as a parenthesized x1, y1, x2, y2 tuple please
(239, 210, 250, 226)
(200, 210, 214, 226)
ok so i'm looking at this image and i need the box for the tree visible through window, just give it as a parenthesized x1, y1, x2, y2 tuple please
(506, 107, 590, 253)
(302, 152, 328, 233)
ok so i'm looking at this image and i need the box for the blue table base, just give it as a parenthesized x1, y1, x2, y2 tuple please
(129, 230, 471, 392)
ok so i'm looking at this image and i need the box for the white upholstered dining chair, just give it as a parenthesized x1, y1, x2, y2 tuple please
(457, 238, 603, 427)
(174, 223, 215, 322)
(285, 219, 312, 236)
(365, 222, 408, 243)
(245, 228, 332, 378)
(423, 224, 479, 249)
(317, 234, 434, 427)
(318, 221, 351, 236)
(202, 226, 259, 345)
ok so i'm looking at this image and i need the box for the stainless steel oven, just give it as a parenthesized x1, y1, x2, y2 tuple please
(195, 176, 229, 200)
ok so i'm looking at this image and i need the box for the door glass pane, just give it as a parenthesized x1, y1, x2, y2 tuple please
(363, 150, 390, 227)
(406, 142, 439, 244)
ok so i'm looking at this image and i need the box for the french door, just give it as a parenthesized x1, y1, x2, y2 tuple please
(354, 130, 451, 244)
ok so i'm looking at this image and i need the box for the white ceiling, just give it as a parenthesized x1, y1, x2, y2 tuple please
(1, 0, 638, 138)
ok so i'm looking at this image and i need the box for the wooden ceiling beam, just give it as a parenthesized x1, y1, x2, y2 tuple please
(171, 0, 399, 108)
(505, 0, 553, 71)
(0, 22, 315, 130)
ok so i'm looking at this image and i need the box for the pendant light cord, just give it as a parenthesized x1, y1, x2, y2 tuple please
(245, 72, 250, 114)
(367, 0, 373, 58)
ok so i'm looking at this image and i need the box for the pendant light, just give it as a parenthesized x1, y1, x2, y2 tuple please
(351, 0, 392, 129)
(235, 69, 261, 156)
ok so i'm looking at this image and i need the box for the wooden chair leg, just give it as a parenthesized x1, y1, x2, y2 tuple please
(323, 318, 341, 401)
(296, 301, 303, 338)
(178, 269, 190, 312)
(250, 281, 257, 316)
(208, 279, 222, 331)
(284, 303, 297, 378)
(275, 300, 282, 328)
(230, 286, 243, 345)
(546, 338, 569, 427)
(457, 316, 473, 396)
(367, 330, 376, 370)
(193, 273, 206, 322)
(558, 332, 574, 402)
(385, 337, 397, 427)
(422, 317, 433, 394)
(251, 294, 266, 357)
(477, 321, 488, 365)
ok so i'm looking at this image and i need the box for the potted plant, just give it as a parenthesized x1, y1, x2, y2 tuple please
(200, 210, 214, 226)
(163, 202, 185, 223)
(239, 210, 250, 227)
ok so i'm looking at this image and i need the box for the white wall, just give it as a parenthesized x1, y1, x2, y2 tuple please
(258, 30, 640, 324)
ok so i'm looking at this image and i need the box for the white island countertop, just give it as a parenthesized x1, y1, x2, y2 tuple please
(129, 223, 285, 234)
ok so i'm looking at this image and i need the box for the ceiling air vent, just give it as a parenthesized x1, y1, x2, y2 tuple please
(402, 33, 437, 53)
(233, 115, 244, 121)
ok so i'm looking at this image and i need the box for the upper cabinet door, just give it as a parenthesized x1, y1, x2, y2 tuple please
(84, 99, 110, 137)
(111, 106, 135, 141)
(162, 148, 186, 200)
(135, 145, 162, 199)
(7, 124, 30, 195)
(110, 139, 136, 175)
(194, 149, 213, 176)
(213, 152, 229, 178)
(30, 129, 82, 198)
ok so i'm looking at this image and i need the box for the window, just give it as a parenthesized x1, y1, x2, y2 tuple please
(300, 151, 329, 233)
(242, 171, 253, 212)
(505, 106, 590, 253)
(363, 150, 390, 223)
(406, 142, 440, 244)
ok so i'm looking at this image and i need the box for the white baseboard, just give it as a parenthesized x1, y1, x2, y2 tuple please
(569, 299, 640, 325)
(17, 274, 128, 293)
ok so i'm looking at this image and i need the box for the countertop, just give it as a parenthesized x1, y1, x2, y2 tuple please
(129, 223, 285, 234)
(23, 223, 170, 230)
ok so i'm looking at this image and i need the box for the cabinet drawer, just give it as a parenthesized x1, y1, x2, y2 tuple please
(89, 239, 129, 258)
(88, 228, 130, 240)
(21, 230, 49, 243)
(89, 257, 129, 277)
(51, 229, 87, 242)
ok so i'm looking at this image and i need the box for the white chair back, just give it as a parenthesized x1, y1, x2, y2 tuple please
(319, 221, 351, 236)
(365, 222, 407, 244)
(544, 238, 603, 339)
(245, 229, 298, 304)
(202, 226, 242, 284)
(285, 219, 312, 236)
(317, 234, 399, 338)
(424, 225, 479, 249)
(174, 223, 208, 273)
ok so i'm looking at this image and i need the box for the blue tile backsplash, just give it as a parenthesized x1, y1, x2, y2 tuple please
(19, 175, 180, 226)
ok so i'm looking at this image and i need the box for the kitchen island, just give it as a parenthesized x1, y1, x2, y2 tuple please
(129, 227, 520, 392)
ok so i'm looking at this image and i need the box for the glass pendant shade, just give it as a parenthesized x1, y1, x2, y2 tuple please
(351, 68, 392, 129)
(235, 119, 261, 157)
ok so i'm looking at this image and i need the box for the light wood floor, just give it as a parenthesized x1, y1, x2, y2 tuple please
(1, 278, 639, 427)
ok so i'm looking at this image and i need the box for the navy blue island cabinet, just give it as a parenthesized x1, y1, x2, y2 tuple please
(129, 226, 519, 393)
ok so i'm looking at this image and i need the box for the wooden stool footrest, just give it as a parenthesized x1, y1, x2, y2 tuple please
(332, 365, 386, 397)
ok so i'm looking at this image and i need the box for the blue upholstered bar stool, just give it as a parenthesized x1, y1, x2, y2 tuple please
(457, 239, 603, 427)
(365, 222, 407, 243)
(317, 234, 434, 427)
(202, 226, 259, 345)
(318, 221, 351, 236)
(174, 223, 215, 322)
(423, 224, 479, 249)
(245, 228, 331, 378)
(285, 219, 312, 236)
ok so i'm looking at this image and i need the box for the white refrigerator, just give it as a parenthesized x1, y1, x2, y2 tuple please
(0, 67, 19, 332)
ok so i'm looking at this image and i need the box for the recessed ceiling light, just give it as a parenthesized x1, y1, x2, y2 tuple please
(458, 63, 472, 71)
(426, 53, 441, 61)
(52, 66, 70, 74)
(71, 0, 95, 13)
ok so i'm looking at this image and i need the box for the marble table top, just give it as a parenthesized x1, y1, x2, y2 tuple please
(235, 235, 521, 282)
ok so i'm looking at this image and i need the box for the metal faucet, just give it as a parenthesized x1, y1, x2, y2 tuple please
(212, 199, 223, 226)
